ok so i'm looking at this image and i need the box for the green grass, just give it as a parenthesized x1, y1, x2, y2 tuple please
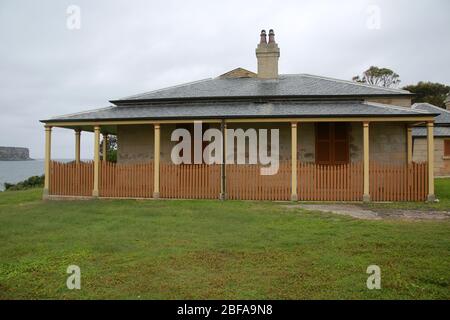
(365, 178, 450, 210)
(0, 184, 450, 299)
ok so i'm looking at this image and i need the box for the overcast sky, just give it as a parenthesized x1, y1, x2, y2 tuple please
(1, 0, 449, 159)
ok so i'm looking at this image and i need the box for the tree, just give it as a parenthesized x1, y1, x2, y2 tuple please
(100, 135, 117, 162)
(402, 81, 450, 108)
(352, 66, 401, 88)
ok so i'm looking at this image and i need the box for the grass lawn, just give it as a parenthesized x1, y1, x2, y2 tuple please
(0, 181, 450, 299)
(365, 178, 450, 211)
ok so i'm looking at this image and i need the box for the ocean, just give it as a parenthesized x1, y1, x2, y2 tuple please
(0, 159, 75, 191)
(0, 160, 45, 191)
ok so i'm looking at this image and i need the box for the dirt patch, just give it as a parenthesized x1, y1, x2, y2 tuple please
(284, 204, 450, 221)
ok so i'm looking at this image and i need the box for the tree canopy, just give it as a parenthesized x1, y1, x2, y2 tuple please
(402, 81, 450, 108)
(352, 66, 401, 88)
(100, 135, 117, 162)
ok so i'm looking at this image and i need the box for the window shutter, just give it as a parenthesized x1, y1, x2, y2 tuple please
(445, 140, 450, 157)
(333, 123, 349, 164)
(315, 123, 349, 164)
(316, 123, 331, 164)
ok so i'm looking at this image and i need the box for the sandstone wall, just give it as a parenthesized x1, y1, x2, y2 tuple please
(413, 137, 450, 177)
(117, 122, 407, 165)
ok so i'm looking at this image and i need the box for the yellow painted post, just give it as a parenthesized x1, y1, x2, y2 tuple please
(407, 126, 413, 164)
(93, 126, 100, 197)
(220, 121, 227, 200)
(153, 123, 160, 198)
(43, 126, 52, 198)
(75, 129, 81, 164)
(291, 122, 298, 201)
(427, 121, 435, 202)
(363, 122, 370, 202)
(102, 133, 108, 163)
(224, 122, 228, 164)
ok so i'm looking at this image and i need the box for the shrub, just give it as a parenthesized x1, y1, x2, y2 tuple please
(5, 175, 45, 191)
(108, 149, 117, 163)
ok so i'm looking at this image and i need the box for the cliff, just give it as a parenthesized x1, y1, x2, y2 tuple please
(0, 147, 31, 161)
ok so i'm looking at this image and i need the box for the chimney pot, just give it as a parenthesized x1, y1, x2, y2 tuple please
(259, 30, 267, 44)
(268, 29, 275, 43)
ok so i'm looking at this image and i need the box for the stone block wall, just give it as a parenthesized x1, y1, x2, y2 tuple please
(366, 97, 412, 107)
(117, 122, 407, 165)
(413, 137, 450, 177)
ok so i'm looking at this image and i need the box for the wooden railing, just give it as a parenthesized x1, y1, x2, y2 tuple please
(100, 162, 154, 198)
(226, 161, 291, 201)
(49, 161, 93, 196)
(370, 162, 428, 201)
(160, 163, 221, 199)
(48, 160, 429, 202)
(297, 162, 363, 201)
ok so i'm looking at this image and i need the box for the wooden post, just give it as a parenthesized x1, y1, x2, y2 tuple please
(291, 122, 298, 201)
(102, 133, 108, 163)
(75, 129, 81, 164)
(363, 122, 370, 202)
(427, 121, 435, 202)
(93, 126, 100, 197)
(43, 125, 52, 198)
(220, 120, 227, 200)
(153, 123, 160, 198)
(407, 126, 413, 164)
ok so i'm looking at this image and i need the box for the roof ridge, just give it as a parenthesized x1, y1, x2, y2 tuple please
(296, 73, 410, 94)
(50, 106, 114, 119)
(120, 78, 213, 100)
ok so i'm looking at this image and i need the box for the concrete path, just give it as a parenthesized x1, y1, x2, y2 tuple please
(284, 204, 450, 221)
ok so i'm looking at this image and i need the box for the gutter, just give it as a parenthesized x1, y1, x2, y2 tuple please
(109, 93, 414, 106)
(40, 112, 439, 124)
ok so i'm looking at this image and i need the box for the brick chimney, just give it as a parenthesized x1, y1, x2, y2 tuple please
(255, 29, 280, 79)
(445, 94, 450, 110)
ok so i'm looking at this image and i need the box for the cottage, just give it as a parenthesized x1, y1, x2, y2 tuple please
(411, 98, 450, 177)
(40, 30, 438, 202)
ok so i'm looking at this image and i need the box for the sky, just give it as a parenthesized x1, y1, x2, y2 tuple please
(0, 0, 449, 159)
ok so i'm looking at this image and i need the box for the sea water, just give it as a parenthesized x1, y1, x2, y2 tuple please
(0, 160, 46, 191)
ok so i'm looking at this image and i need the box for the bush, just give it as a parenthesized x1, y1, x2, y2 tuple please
(5, 175, 45, 191)
(108, 149, 117, 163)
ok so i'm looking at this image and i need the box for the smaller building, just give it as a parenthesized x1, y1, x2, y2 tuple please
(412, 101, 450, 177)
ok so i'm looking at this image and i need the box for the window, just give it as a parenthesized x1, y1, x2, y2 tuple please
(445, 139, 450, 157)
(315, 123, 349, 165)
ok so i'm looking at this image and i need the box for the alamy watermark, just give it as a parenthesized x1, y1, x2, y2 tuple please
(66, 5, 81, 30)
(366, 4, 381, 30)
(366, 265, 381, 289)
(66, 265, 81, 290)
(170, 122, 280, 175)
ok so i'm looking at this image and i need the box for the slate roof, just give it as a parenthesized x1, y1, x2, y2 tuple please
(112, 74, 411, 103)
(44, 101, 434, 123)
(412, 126, 450, 137)
(411, 103, 450, 125)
